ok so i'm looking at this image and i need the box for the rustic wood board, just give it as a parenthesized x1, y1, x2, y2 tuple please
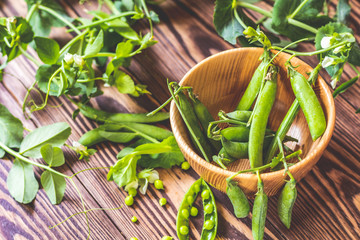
(0, 0, 360, 239)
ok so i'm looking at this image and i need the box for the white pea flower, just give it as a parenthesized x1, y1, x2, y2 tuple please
(124, 179, 139, 192)
(330, 79, 338, 89)
(72, 141, 86, 152)
(73, 54, 85, 67)
(321, 36, 333, 49)
(103, 83, 111, 87)
(138, 178, 148, 195)
(64, 53, 74, 64)
(322, 56, 335, 68)
(333, 46, 345, 54)
(137, 169, 160, 195)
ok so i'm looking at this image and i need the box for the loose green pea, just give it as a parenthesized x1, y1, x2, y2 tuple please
(187, 195, 194, 205)
(193, 183, 201, 193)
(130, 238, 138, 240)
(125, 195, 134, 206)
(128, 188, 137, 197)
(154, 179, 164, 190)
(161, 236, 173, 240)
(181, 209, 190, 219)
(204, 204, 214, 214)
(181, 161, 191, 170)
(201, 190, 210, 200)
(159, 198, 167, 206)
(131, 216, 138, 223)
(204, 220, 215, 230)
(190, 207, 198, 217)
(179, 226, 189, 235)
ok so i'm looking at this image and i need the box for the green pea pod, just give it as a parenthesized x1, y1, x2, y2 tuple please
(221, 137, 248, 159)
(221, 126, 250, 142)
(78, 128, 106, 146)
(236, 57, 270, 111)
(176, 179, 203, 240)
(249, 65, 278, 168)
(201, 179, 218, 240)
(78, 104, 170, 123)
(288, 66, 326, 141)
(277, 178, 297, 229)
(226, 180, 250, 218)
(189, 91, 222, 152)
(178, 91, 214, 161)
(252, 181, 268, 240)
(225, 110, 252, 122)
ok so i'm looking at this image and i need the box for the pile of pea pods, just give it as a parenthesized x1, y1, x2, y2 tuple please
(170, 46, 326, 239)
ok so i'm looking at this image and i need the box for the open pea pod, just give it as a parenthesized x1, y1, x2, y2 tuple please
(200, 179, 218, 240)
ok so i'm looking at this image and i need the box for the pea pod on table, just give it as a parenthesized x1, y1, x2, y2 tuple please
(252, 179, 268, 240)
(226, 180, 250, 218)
(277, 178, 297, 229)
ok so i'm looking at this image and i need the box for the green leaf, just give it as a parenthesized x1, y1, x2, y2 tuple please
(114, 70, 136, 94)
(214, 0, 253, 44)
(348, 44, 360, 66)
(27, 0, 73, 37)
(272, 0, 301, 30)
(0, 104, 23, 152)
(15, 17, 34, 44)
(133, 136, 180, 155)
(337, 0, 351, 24)
(84, 30, 104, 56)
(36, 64, 61, 96)
(295, 0, 325, 21)
(107, 154, 140, 187)
(149, 11, 160, 23)
(7, 158, 39, 204)
(40, 170, 66, 205)
(40, 144, 65, 167)
(34, 37, 60, 64)
(20, 122, 71, 158)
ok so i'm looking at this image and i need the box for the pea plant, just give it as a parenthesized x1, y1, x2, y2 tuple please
(0, 0, 159, 115)
(214, 0, 360, 112)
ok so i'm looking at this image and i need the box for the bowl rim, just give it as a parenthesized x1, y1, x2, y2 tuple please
(170, 47, 336, 180)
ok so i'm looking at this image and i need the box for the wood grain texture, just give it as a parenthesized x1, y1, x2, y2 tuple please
(0, 0, 359, 240)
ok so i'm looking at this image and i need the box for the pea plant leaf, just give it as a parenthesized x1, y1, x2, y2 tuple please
(295, 0, 325, 21)
(40, 144, 65, 167)
(84, 30, 104, 56)
(26, 0, 73, 37)
(114, 70, 136, 94)
(0, 104, 23, 157)
(337, 0, 351, 24)
(40, 170, 66, 205)
(7, 158, 39, 204)
(20, 122, 71, 158)
(107, 154, 140, 187)
(213, 0, 255, 44)
(34, 37, 60, 64)
(272, 0, 301, 30)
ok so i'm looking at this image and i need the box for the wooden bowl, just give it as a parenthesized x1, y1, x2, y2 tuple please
(170, 48, 335, 197)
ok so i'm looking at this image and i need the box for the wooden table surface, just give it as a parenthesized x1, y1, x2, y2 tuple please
(1, 0, 360, 239)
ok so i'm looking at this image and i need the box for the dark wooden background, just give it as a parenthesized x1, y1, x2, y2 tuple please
(0, 0, 359, 239)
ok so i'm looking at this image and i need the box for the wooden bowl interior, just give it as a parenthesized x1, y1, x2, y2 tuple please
(170, 48, 335, 196)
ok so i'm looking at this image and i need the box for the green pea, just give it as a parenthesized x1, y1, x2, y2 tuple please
(277, 179, 297, 229)
(131, 216, 138, 223)
(128, 188, 137, 197)
(204, 204, 214, 214)
(130, 238, 138, 240)
(125, 195, 134, 206)
(181, 209, 190, 219)
(181, 161, 191, 170)
(204, 220, 215, 230)
(193, 183, 201, 193)
(190, 207, 198, 217)
(154, 179, 164, 190)
(159, 198, 167, 206)
(226, 180, 250, 218)
(252, 181, 268, 240)
(179, 226, 189, 235)
(201, 190, 210, 199)
(187, 195, 194, 204)
(161, 236, 173, 240)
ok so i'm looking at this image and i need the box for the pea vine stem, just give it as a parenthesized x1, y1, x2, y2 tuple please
(288, 0, 310, 19)
(59, 29, 89, 56)
(26, 3, 39, 21)
(37, 5, 81, 35)
(18, 45, 42, 67)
